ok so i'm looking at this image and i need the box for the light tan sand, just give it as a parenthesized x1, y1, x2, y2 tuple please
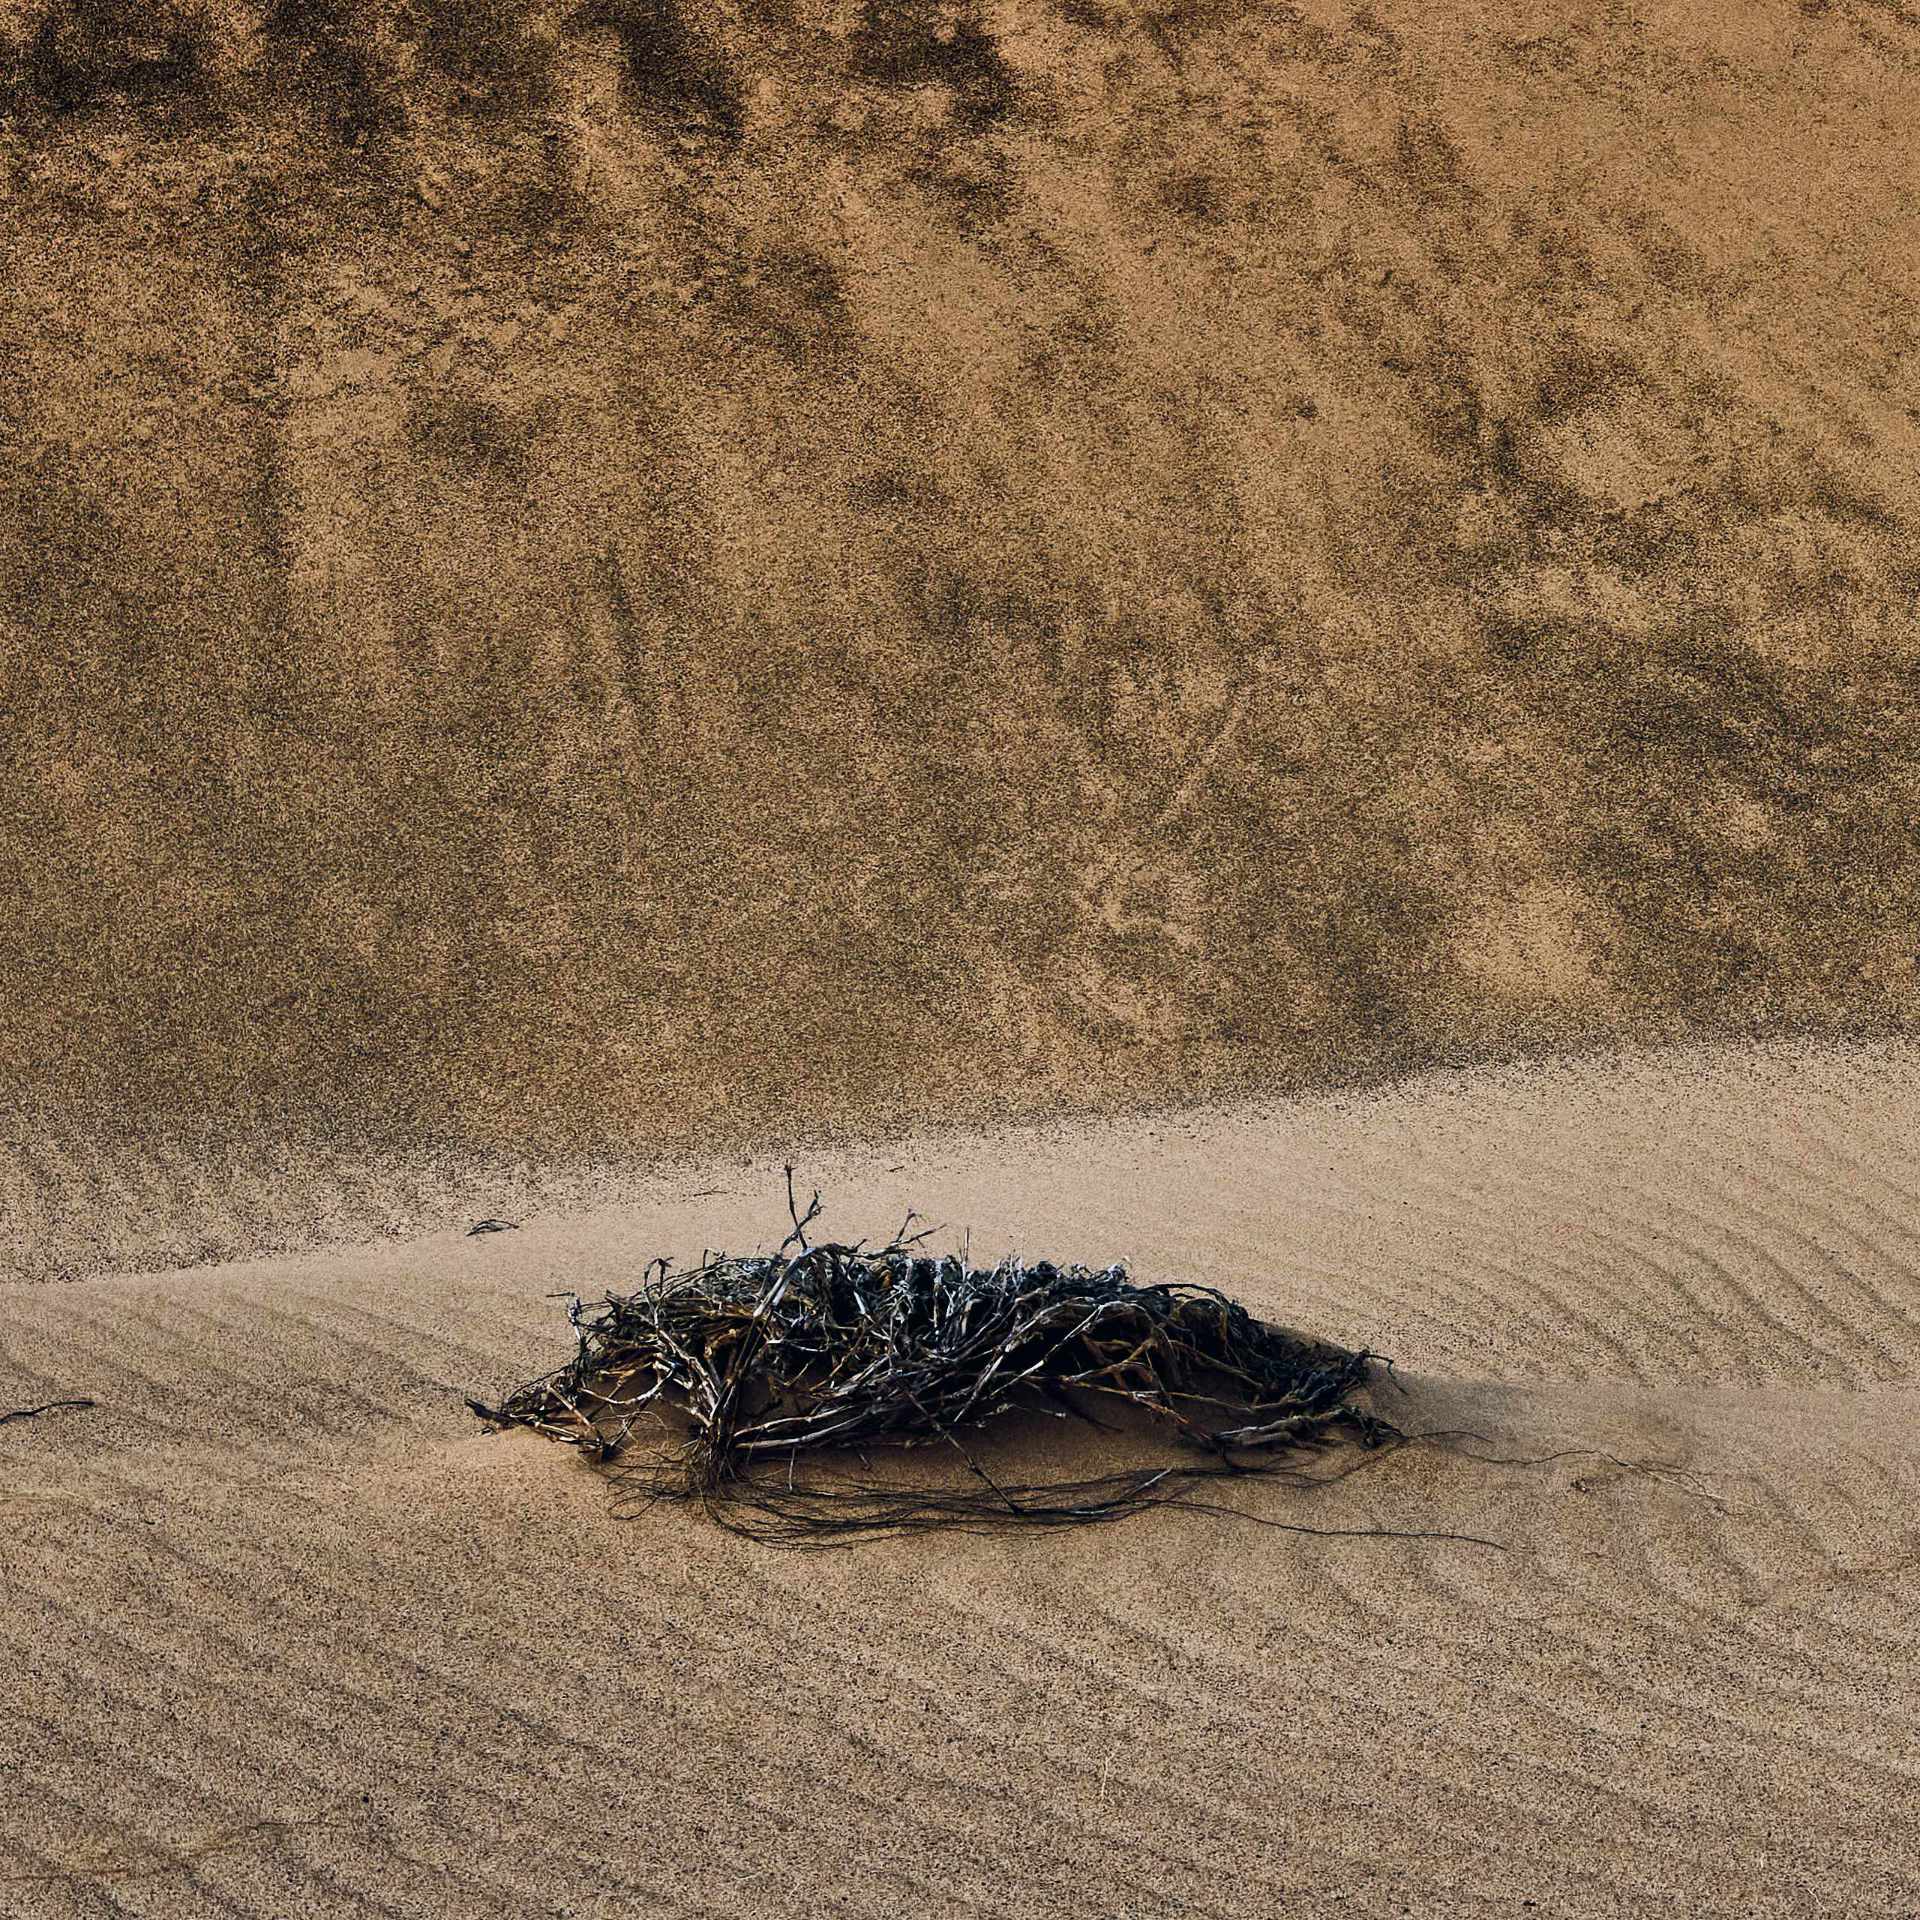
(4, 1035, 1917, 1917)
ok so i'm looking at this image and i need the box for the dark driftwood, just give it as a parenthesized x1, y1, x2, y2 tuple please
(469, 1173, 1404, 1543)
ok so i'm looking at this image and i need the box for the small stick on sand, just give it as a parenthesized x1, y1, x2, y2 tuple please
(0, 1398, 96, 1427)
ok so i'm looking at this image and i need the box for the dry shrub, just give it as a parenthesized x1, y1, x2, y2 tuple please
(469, 1174, 1402, 1543)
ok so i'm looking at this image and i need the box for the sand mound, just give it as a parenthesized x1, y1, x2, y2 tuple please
(5, 1039, 1917, 1916)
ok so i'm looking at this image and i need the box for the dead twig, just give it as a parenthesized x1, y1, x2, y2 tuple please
(0, 1398, 95, 1427)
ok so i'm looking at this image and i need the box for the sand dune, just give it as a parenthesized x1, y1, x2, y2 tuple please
(4, 0, 1919, 1244)
(5, 1038, 1917, 1916)
(6, 0, 1919, 1906)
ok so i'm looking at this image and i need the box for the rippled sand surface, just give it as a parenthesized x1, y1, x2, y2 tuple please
(5, 1040, 1918, 1916)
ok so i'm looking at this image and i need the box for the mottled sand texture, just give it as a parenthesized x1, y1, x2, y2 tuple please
(3, 0, 1917, 1278)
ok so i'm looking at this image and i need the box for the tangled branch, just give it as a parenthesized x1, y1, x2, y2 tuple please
(470, 1177, 1403, 1543)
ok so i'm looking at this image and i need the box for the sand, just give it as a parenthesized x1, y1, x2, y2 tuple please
(4, 1036, 1918, 1917)
(4, 0, 1919, 1282)
(6, 0, 1920, 1909)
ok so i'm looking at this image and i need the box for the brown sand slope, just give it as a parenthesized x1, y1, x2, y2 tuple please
(4, 0, 1919, 1283)
(5, 1038, 1918, 1916)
